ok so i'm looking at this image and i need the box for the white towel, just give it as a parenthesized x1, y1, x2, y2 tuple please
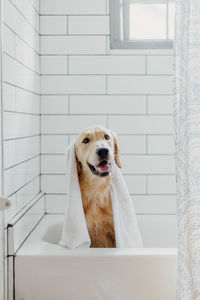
(60, 142, 143, 249)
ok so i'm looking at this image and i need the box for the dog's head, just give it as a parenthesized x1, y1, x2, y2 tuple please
(75, 125, 122, 178)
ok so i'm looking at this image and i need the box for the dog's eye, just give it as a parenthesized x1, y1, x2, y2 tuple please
(82, 138, 90, 144)
(104, 135, 110, 140)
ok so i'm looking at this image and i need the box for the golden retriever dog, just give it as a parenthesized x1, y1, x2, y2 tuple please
(75, 125, 122, 248)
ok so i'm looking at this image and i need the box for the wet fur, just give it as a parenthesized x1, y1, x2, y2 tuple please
(75, 126, 121, 248)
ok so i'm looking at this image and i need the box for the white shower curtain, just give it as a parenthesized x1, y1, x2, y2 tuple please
(175, 1, 200, 299)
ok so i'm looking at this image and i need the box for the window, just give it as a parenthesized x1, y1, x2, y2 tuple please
(110, 0, 175, 49)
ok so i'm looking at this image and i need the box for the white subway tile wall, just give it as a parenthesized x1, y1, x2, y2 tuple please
(68, 16, 109, 35)
(0, 22, 3, 300)
(40, 0, 176, 215)
(2, 0, 176, 240)
(40, 0, 106, 15)
(41, 36, 107, 55)
(3, 0, 40, 225)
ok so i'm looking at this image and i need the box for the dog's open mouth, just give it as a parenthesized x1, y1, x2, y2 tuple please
(88, 160, 111, 177)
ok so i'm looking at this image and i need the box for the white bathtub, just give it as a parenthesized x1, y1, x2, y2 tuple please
(15, 214, 177, 300)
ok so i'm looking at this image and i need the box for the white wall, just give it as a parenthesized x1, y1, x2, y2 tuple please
(0, 30, 4, 300)
(1, 0, 176, 221)
(40, 0, 176, 215)
(0, 1, 4, 298)
(3, 0, 40, 224)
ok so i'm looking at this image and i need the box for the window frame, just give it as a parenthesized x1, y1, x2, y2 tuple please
(110, 0, 174, 49)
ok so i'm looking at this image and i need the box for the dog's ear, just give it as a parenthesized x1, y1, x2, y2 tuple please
(110, 131, 122, 168)
(75, 146, 82, 176)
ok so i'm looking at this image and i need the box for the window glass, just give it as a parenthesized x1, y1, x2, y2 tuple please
(129, 3, 166, 39)
(168, 2, 175, 39)
(110, 0, 175, 49)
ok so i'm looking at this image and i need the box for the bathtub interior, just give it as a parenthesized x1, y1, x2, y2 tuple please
(16, 213, 177, 256)
(43, 214, 177, 248)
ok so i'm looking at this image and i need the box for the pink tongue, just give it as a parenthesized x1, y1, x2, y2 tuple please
(96, 163, 110, 173)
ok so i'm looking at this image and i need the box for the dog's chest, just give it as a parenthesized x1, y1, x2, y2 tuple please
(83, 197, 116, 248)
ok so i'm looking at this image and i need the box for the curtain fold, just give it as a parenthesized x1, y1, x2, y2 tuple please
(175, 1, 200, 299)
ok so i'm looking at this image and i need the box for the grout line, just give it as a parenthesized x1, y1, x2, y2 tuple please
(40, 139, 42, 191)
(4, 134, 40, 142)
(67, 55, 69, 74)
(40, 93, 174, 96)
(146, 95, 148, 114)
(106, 35, 111, 55)
(135, 213, 177, 215)
(41, 133, 173, 136)
(4, 110, 40, 116)
(4, 155, 40, 171)
(5, 190, 41, 226)
(40, 33, 110, 36)
(44, 192, 176, 196)
(40, 53, 173, 57)
(3, 81, 40, 96)
(146, 135, 148, 154)
(68, 95, 71, 114)
(66, 16, 69, 35)
(8, 0, 40, 35)
(44, 212, 177, 215)
(3, 23, 40, 56)
(40, 73, 71, 76)
(39, 20, 42, 195)
(42, 173, 175, 176)
(7, 175, 40, 199)
(106, 35, 109, 55)
(146, 175, 149, 194)
(40, 73, 173, 76)
(44, 193, 176, 197)
(41, 113, 172, 116)
(41, 134, 174, 138)
(39, 14, 110, 17)
(29, 0, 40, 15)
(40, 153, 175, 157)
(8, 193, 45, 226)
(41, 152, 175, 156)
(44, 194, 47, 214)
(145, 175, 148, 194)
(3, 51, 40, 76)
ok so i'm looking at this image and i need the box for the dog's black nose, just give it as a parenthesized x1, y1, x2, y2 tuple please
(96, 148, 109, 158)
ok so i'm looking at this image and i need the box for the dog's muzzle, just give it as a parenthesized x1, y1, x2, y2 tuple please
(88, 160, 111, 177)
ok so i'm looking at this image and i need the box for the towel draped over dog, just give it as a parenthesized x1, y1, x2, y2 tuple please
(60, 142, 143, 249)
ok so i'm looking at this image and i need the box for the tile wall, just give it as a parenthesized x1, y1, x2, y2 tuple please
(3, 0, 40, 223)
(40, 0, 176, 215)
(1, 1, 176, 296)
